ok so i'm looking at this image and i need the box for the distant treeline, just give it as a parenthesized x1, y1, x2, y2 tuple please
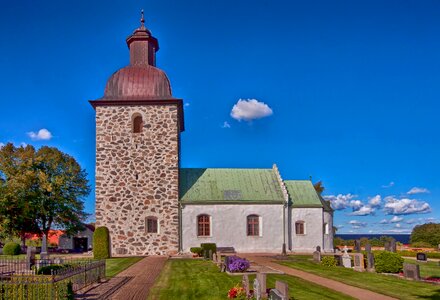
(334, 236, 397, 247)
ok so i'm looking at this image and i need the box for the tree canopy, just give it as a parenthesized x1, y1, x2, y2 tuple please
(0, 143, 90, 242)
(410, 223, 440, 247)
(313, 181, 325, 195)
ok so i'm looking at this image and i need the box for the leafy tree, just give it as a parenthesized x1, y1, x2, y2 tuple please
(0, 143, 90, 244)
(313, 181, 325, 195)
(410, 223, 440, 247)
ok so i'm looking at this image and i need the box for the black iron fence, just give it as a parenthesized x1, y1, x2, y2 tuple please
(0, 258, 105, 299)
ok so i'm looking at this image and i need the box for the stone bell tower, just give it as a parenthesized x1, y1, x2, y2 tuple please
(90, 12, 184, 256)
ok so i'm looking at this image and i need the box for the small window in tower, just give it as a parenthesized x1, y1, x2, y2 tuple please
(133, 115, 143, 133)
(146, 217, 158, 233)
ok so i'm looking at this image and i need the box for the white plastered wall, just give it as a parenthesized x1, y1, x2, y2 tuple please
(291, 207, 323, 252)
(182, 204, 284, 253)
(323, 211, 334, 252)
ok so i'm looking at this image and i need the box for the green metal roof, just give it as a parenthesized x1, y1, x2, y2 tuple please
(284, 180, 323, 208)
(179, 168, 284, 204)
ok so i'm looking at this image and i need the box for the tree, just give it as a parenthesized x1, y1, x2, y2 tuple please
(313, 181, 325, 195)
(410, 223, 440, 247)
(0, 143, 90, 244)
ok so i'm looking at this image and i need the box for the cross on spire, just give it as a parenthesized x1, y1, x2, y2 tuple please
(140, 9, 145, 28)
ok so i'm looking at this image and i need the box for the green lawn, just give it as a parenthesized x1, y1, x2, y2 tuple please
(148, 259, 355, 300)
(403, 259, 440, 278)
(278, 256, 440, 300)
(105, 256, 143, 278)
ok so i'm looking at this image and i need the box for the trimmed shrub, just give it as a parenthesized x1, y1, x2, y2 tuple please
(321, 256, 337, 267)
(3, 242, 21, 256)
(37, 264, 66, 275)
(190, 247, 203, 256)
(374, 251, 404, 273)
(93, 226, 110, 259)
(410, 241, 434, 248)
(200, 243, 216, 254)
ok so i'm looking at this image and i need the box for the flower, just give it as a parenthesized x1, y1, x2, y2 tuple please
(227, 284, 246, 299)
(227, 256, 250, 273)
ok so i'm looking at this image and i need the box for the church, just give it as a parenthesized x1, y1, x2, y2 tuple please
(90, 15, 334, 256)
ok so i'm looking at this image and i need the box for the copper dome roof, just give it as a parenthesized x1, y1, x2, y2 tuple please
(103, 65, 172, 100)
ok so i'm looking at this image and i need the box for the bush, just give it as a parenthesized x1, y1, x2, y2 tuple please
(3, 242, 21, 255)
(200, 243, 216, 254)
(93, 226, 110, 259)
(410, 241, 434, 248)
(37, 264, 66, 275)
(374, 251, 404, 273)
(227, 256, 250, 272)
(321, 256, 337, 267)
(411, 223, 440, 246)
(190, 247, 203, 256)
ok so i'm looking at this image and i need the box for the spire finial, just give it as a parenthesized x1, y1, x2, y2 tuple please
(140, 9, 145, 28)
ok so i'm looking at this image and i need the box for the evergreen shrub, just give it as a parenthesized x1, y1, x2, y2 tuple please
(374, 251, 404, 273)
(190, 247, 203, 256)
(93, 226, 110, 259)
(321, 256, 337, 267)
(3, 242, 21, 255)
(200, 243, 217, 254)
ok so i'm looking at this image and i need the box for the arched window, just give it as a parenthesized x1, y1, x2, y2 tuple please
(133, 115, 143, 133)
(146, 217, 158, 233)
(197, 214, 210, 236)
(247, 214, 260, 236)
(295, 221, 305, 235)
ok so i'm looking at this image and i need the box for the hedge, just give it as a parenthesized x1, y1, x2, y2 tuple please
(200, 243, 216, 254)
(93, 226, 110, 259)
(3, 242, 21, 256)
(321, 256, 337, 267)
(190, 247, 203, 256)
(374, 251, 403, 273)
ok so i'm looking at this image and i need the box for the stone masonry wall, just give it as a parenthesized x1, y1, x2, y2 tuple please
(95, 104, 180, 256)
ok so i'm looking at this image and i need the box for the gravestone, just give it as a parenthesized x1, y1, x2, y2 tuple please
(390, 239, 397, 253)
(366, 252, 375, 272)
(403, 263, 420, 281)
(213, 253, 217, 262)
(257, 273, 267, 298)
(416, 252, 427, 262)
(224, 256, 230, 271)
(208, 249, 213, 260)
(40, 233, 49, 260)
(354, 240, 361, 252)
(26, 247, 36, 270)
(269, 289, 285, 300)
(342, 246, 351, 268)
(242, 274, 250, 297)
(275, 281, 289, 299)
(316, 246, 321, 252)
(334, 255, 342, 266)
(384, 241, 391, 252)
(353, 253, 365, 272)
(253, 278, 262, 300)
(313, 250, 321, 263)
(365, 243, 371, 253)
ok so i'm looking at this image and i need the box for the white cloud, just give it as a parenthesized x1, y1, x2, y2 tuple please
(324, 193, 358, 210)
(405, 218, 418, 224)
(369, 195, 382, 208)
(383, 196, 431, 215)
(407, 187, 430, 195)
(379, 219, 389, 224)
(390, 216, 403, 223)
(395, 223, 401, 228)
(383, 229, 411, 234)
(0, 142, 4, 148)
(230, 99, 273, 121)
(349, 200, 363, 211)
(348, 220, 367, 227)
(382, 181, 395, 188)
(27, 128, 52, 141)
(350, 205, 375, 216)
(425, 217, 437, 223)
(222, 121, 231, 128)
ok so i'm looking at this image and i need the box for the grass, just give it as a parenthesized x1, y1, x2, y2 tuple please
(403, 259, 440, 278)
(105, 256, 143, 278)
(278, 256, 440, 300)
(147, 259, 355, 300)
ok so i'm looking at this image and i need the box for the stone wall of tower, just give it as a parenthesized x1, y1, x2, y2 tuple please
(95, 104, 180, 256)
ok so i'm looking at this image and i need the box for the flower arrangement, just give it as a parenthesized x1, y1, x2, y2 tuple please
(227, 256, 250, 273)
(227, 284, 246, 299)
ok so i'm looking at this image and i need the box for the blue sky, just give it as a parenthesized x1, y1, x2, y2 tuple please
(0, 0, 439, 234)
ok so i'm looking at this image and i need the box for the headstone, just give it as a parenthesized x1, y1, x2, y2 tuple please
(316, 246, 321, 252)
(242, 274, 250, 297)
(253, 278, 262, 300)
(26, 247, 36, 270)
(220, 263, 226, 272)
(366, 252, 375, 272)
(257, 273, 267, 298)
(353, 253, 365, 272)
(365, 243, 372, 253)
(403, 263, 420, 281)
(208, 249, 213, 260)
(275, 281, 289, 299)
(213, 253, 217, 262)
(390, 239, 397, 253)
(313, 251, 321, 263)
(269, 289, 285, 300)
(354, 240, 361, 252)
(224, 256, 230, 271)
(40, 234, 49, 260)
(384, 241, 391, 252)
(334, 255, 342, 266)
(342, 247, 351, 268)
(203, 249, 209, 259)
(416, 252, 427, 262)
